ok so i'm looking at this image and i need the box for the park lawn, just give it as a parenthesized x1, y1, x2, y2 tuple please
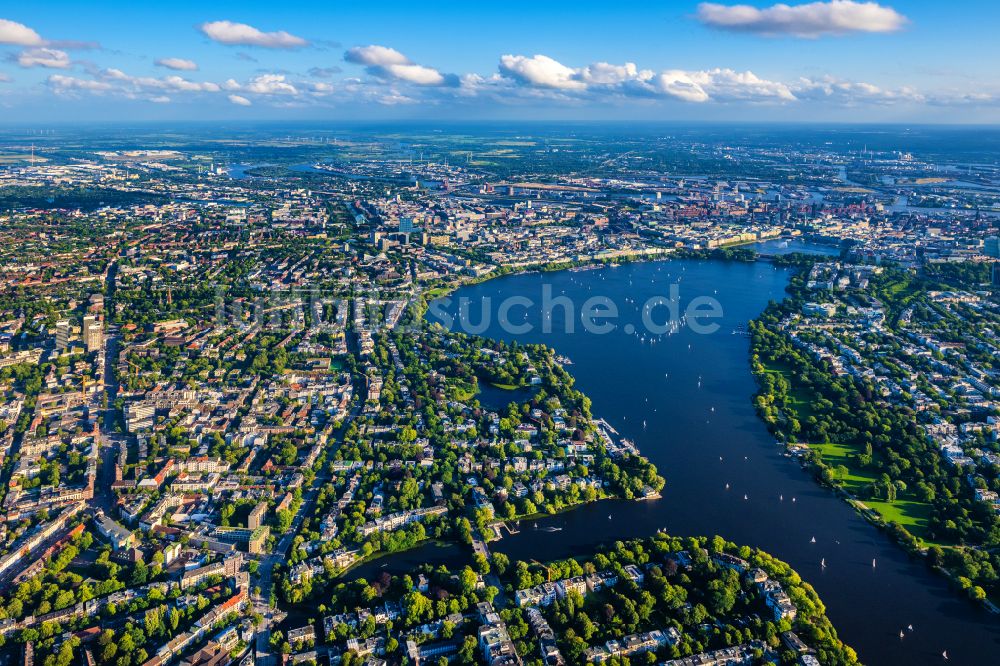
(487, 382, 520, 390)
(760, 360, 817, 421)
(448, 379, 477, 402)
(760, 356, 944, 546)
(879, 279, 911, 300)
(785, 384, 817, 422)
(875, 277, 922, 325)
(423, 285, 453, 301)
(810, 439, 943, 546)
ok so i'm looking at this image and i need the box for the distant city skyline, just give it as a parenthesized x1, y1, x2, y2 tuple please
(1, 0, 999, 123)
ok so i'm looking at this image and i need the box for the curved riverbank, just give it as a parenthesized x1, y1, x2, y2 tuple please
(427, 255, 1000, 665)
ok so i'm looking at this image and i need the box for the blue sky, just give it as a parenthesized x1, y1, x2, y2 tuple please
(1, 0, 998, 122)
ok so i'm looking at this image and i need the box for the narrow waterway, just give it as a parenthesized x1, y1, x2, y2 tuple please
(420, 252, 1000, 665)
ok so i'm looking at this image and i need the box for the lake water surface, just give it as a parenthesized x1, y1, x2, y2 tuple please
(421, 253, 1000, 665)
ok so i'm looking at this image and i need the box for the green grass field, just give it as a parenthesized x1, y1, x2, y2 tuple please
(761, 358, 943, 546)
(875, 276, 922, 325)
(760, 360, 816, 420)
(448, 379, 477, 402)
(809, 440, 939, 544)
(487, 382, 520, 390)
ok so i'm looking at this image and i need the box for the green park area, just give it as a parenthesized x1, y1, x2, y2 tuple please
(808, 439, 938, 544)
(762, 359, 943, 546)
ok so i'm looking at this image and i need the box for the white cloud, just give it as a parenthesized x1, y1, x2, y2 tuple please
(384, 63, 445, 86)
(200, 20, 307, 48)
(651, 71, 711, 102)
(0, 18, 44, 46)
(578, 62, 651, 86)
(309, 81, 334, 96)
(925, 91, 1000, 107)
(49, 72, 215, 104)
(227, 73, 299, 95)
(0, 73, 9, 82)
(24, 38, 988, 115)
(48, 74, 113, 92)
(223, 73, 303, 97)
(155, 57, 198, 71)
(247, 74, 297, 95)
(499, 54, 586, 90)
(691, 68, 796, 101)
(345, 45, 449, 86)
(17, 48, 70, 69)
(160, 75, 220, 92)
(793, 75, 922, 103)
(99, 68, 221, 93)
(696, 1, 906, 38)
(496, 54, 793, 104)
(345, 45, 410, 67)
(102, 68, 130, 81)
(378, 92, 418, 106)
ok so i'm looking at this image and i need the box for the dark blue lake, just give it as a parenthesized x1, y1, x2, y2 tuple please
(422, 253, 1000, 665)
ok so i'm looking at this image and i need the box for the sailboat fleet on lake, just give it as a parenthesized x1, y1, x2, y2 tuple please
(512, 261, 955, 661)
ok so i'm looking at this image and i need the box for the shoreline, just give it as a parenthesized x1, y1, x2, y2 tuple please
(748, 299, 1000, 614)
(422, 246, 999, 617)
(412, 233, 839, 317)
(277, 249, 997, 665)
